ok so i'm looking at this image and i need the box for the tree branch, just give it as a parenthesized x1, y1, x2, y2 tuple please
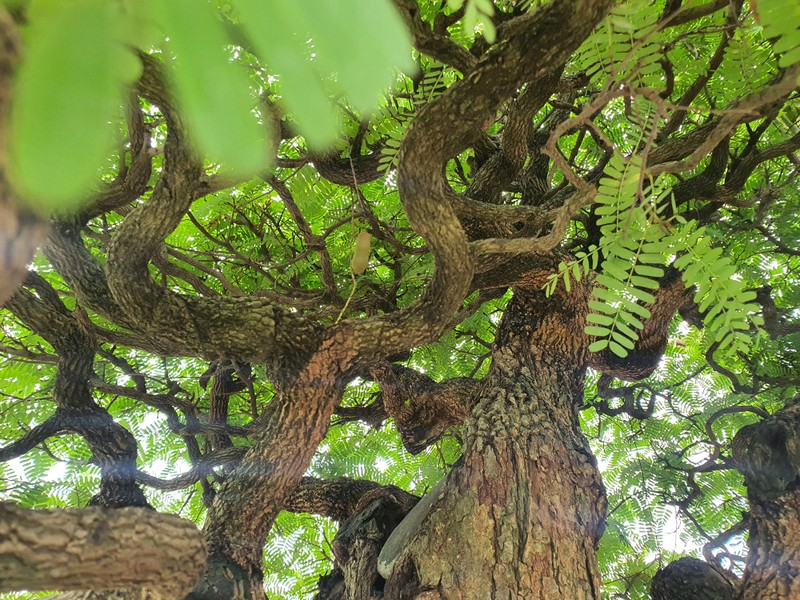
(370, 362, 479, 454)
(0, 504, 205, 597)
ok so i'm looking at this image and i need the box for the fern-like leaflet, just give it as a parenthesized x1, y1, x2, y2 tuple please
(548, 150, 763, 359)
(586, 154, 673, 357)
(669, 222, 763, 354)
(378, 64, 448, 173)
(754, 0, 800, 70)
(575, 0, 666, 89)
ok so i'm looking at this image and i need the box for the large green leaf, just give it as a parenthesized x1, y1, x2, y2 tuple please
(154, 0, 268, 176)
(9, 0, 138, 209)
(235, 0, 413, 148)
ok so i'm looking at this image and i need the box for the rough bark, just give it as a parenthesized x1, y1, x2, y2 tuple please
(371, 362, 479, 454)
(4, 0, 796, 597)
(0, 504, 205, 596)
(316, 488, 419, 600)
(383, 285, 607, 599)
(732, 402, 800, 600)
(187, 1, 615, 593)
(286, 476, 418, 524)
(194, 354, 348, 598)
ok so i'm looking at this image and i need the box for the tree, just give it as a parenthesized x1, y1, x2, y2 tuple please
(1, 0, 800, 598)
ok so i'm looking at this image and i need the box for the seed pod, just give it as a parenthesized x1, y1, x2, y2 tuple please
(350, 231, 372, 275)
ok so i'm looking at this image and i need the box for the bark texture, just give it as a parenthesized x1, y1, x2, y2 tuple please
(383, 285, 607, 599)
(0, 504, 205, 596)
(732, 402, 800, 600)
(3, 0, 797, 597)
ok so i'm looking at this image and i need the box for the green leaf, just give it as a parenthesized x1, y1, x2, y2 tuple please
(572, 262, 583, 282)
(614, 320, 640, 342)
(587, 313, 615, 327)
(155, 1, 268, 175)
(234, 0, 339, 147)
(302, 0, 413, 113)
(619, 297, 651, 319)
(596, 273, 625, 291)
(611, 330, 636, 350)
(630, 275, 660, 290)
(609, 340, 629, 358)
(603, 258, 631, 282)
(627, 286, 656, 305)
(589, 300, 618, 315)
(235, 0, 412, 147)
(633, 264, 664, 278)
(592, 286, 620, 304)
(585, 325, 611, 337)
(9, 0, 135, 209)
(616, 310, 644, 330)
(588, 339, 610, 352)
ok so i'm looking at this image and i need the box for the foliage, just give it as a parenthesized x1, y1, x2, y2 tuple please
(2, 0, 800, 599)
(755, 0, 800, 70)
(7, 0, 412, 208)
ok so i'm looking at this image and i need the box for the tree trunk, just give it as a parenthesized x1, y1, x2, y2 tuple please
(384, 286, 607, 599)
(0, 504, 205, 596)
(732, 402, 800, 600)
(183, 551, 265, 600)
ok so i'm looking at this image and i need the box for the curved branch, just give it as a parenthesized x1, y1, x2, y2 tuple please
(285, 476, 418, 522)
(651, 557, 735, 600)
(731, 401, 800, 598)
(78, 98, 155, 223)
(648, 64, 800, 176)
(0, 415, 63, 462)
(371, 362, 479, 454)
(343, 0, 613, 361)
(310, 149, 386, 187)
(465, 71, 564, 206)
(5, 275, 147, 508)
(183, 1, 616, 583)
(392, 0, 478, 73)
(659, 3, 738, 139)
(97, 97, 320, 362)
(136, 446, 248, 492)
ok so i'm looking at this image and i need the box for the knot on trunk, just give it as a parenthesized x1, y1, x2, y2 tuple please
(370, 362, 478, 454)
(732, 402, 800, 500)
(650, 557, 735, 600)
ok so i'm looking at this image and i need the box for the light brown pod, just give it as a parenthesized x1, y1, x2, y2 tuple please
(350, 231, 372, 275)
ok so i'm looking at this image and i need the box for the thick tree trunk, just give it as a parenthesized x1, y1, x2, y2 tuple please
(0, 504, 205, 596)
(732, 402, 800, 600)
(383, 287, 607, 599)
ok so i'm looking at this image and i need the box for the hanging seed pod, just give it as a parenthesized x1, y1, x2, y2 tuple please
(350, 231, 372, 275)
